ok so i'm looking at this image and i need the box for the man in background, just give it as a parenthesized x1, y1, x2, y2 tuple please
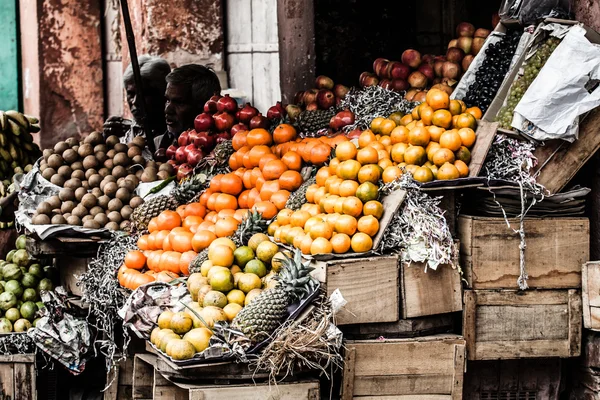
(155, 64, 221, 150)
(103, 55, 171, 149)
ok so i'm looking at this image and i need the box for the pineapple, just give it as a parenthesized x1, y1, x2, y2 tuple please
(231, 249, 318, 343)
(285, 176, 315, 211)
(130, 173, 208, 231)
(296, 109, 336, 137)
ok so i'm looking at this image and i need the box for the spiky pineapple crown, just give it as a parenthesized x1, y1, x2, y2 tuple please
(275, 249, 318, 301)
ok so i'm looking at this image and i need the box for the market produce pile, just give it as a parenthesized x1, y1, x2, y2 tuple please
(0, 235, 58, 333)
(33, 134, 173, 230)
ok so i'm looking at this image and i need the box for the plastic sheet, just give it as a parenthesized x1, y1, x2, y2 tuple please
(499, 0, 572, 25)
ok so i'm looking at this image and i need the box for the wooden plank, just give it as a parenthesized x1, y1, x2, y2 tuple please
(458, 216, 589, 289)
(14, 361, 36, 400)
(352, 375, 453, 397)
(325, 256, 399, 325)
(103, 364, 119, 400)
(463, 291, 477, 360)
(468, 121, 498, 177)
(534, 107, 600, 194)
(588, 307, 600, 331)
(583, 261, 592, 329)
(475, 340, 569, 360)
(0, 361, 14, 400)
(568, 289, 583, 357)
(185, 381, 320, 399)
(400, 260, 462, 319)
(372, 189, 406, 252)
(474, 288, 569, 306)
(451, 344, 465, 400)
(584, 262, 600, 330)
(133, 354, 155, 400)
(0, 354, 35, 363)
(582, 330, 600, 368)
(341, 347, 356, 400)
(349, 395, 452, 400)
(341, 314, 454, 340)
(276, 0, 315, 103)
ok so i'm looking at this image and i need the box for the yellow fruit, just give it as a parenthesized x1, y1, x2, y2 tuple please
(157, 310, 175, 330)
(437, 162, 460, 180)
(187, 273, 208, 302)
(208, 245, 234, 267)
(226, 289, 245, 306)
(150, 327, 162, 345)
(197, 285, 212, 305)
(256, 241, 279, 264)
(199, 306, 228, 328)
(237, 273, 262, 294)
(169, 312, 193, 335)
(412, 166, 434, 183)
(244, 259, 268, 277)
(248, 233, 270, 251)
(202, 290, 228, 308)
(208, 268, 234, 292)
(183, 328, 213, 353)
(355, 182, 379, 203)
(311, 237, 333, 255)
(223, 303, 243, 321)
(271, 251, 291, 272)
(230, 265, 242, 275)
(245, 288, 263, 306)
(200, 260, 213, 277)
(208, 237, 236, 252)
(158, 332, 180, 353)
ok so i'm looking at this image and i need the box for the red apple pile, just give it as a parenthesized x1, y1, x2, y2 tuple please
(165, 95, 287, 180)
(446, 22, 491, 74)
(293, 75, 350, 111)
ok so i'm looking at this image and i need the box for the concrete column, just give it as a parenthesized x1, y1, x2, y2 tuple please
(19, 0, 104, 149)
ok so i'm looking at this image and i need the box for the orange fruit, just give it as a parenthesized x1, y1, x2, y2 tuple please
(432, 110, 452, 129)
(448, 99, 462, 116)
(157, 210, 182, 231)
(379, 119, 396, 136)
(363, 200, 384, 219)
(355, 182, 379, 203)
(310, 237, 333, 255)
(358, 130, 377, 148)
(465, 107, 483, 120)
(215, 193, 238, 212)
(305, 184, 319, 203)
(379, 136, 392, 147)
(458, 128, 476, 148)
(357, 215, 379, 236)
(270, 190, 290, 210)
(215, 217, 239, 238)
(382, 166, 402, 183)
(432, 148, 456, 167)
(390, 126, 409, 144)
(426, 89, 450, 111)
(455, 146, 472, 164)
(273, 124, 297, 144)
(252, 201, 278, 220)
(336, 141, 358, 161)
(342, 196, 363, 218)
(378, 158, 394, 169)
(313, 186, 328, 205)
(331, 233, 351, 254)
(426, 142, 441, 162)
(437, 162, 460, 180)
(192, 230, 217, 252)
(246, 128, 273, 147)
(184, 203, 207, 218)
(327, 177, 342, 195)
(309, 220, 334, 240)
(291, 210, 311, 228)
(338, 180, 359, 197)
(403, 146, 427, 166)
(439, 130, 462, 152)
(419, 106, 434, 126)
(357, 165, 382, 184)
(279, 170, 303, 191)
(428, 126, 445, 143)
(370, 117, 385, 133)
(329, 157, 341, 175)
(337, 160, 361, 180)
(310, 143, 332, 165)
(454, 160, 469, 178)
(408, 126, 431, 146)
(262, 160, 288, 181)
(232, 131, 248, 151)
(277, 209, 294, 225)
(300, 235, 313, 255)
(316, 166, 332, 187)
(391, 143, 408, 163)
(281, 151, 302, 171)
(356, 147, 379, 165)
(455, 113, 477, 130)
(400, 114, 414, 126)
(412, 166, 434, 183)
(334, 214, 358, 236)
(259, 180, 280, 201)
(411, 104, 422, 120)
(125, 250, 146, 270)
(351, 233, 373, 253)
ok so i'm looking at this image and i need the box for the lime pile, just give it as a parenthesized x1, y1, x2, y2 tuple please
(0, 235, 59, 332)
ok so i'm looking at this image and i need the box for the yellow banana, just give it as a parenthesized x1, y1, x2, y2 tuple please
(0, 133, 6, 147)
(7, 119, 21, 136)
(0, 148, 12, 162)
(0, 111, 6, 131)
(24, 114, 39, 124)
(5, 110, 29, 130)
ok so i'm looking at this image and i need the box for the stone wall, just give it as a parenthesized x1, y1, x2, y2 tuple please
(574, 0, 600, 32)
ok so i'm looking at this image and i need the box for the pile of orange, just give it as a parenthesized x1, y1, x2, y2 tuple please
(268, 139, 385, 256)
(368, 88, 482, 182)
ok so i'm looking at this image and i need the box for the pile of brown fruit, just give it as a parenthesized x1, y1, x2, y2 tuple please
(33, 132, 173, 230)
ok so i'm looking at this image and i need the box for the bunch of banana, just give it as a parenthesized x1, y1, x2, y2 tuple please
(0, 110, 41, 182)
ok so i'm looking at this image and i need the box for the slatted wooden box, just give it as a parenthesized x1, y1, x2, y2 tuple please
(464, 358, 563, 400)
(133, 354, 320, 400)
(583, 262, 600, 331)
(0, 354, 36, 400)
(341, 334, 466, 400)
(311, 254, 462, 325)
(463, 289, 582, 360)
(458, 216, 589, 289)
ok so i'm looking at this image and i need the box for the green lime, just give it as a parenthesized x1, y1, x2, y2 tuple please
(20, 301, 38, 322)
(0, 317, 12, 332)
(13, 318, 31, 332)
(0, 292, 17, 311)
(5, 250, 16, 263)
(21, 273, 38, 289)
(4, 280, 23, 298)
(233, 246, 255, 268)
(244, 259, 267, 278)
(15, 235, 27, 250)
(28, 264, 44, 280)
(38, 278, 54, 292)
(2, 264, 22, 281)
(5, 307, 20, 322)
(12, 249, 29, 268)
(22, 288, 38, 302)
(32, 318, 41, 328)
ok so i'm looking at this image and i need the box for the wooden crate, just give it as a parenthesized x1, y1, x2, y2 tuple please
(464, 358, 563, 400)
(583, 262, 600, 331)
(133, 354, 320, 400)
(458, 216, 589, 289)
(0, 354, 36, 400)
(311, 254, 462, 325)
(341, 334, 466, 400)
(341, 313, 455, 340)
(580, 330, 600, 369)
(463, 289, 582, 360)
(104, 356, 134, 400)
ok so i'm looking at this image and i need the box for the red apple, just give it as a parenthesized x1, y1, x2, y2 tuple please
(333, 84, 350, 99)
(442, 62, 461, 80)
(372, 58, 389, 75)
(315, 75, 334, 90)
(401, 49, 422, 69)
(391, 79, 410, 92)
(166, 145, 177, 160)
(177, 130, 190, 147)
(303, 89, 318, 105)
(215, 132, 231, 143)
(434, 60, 445, 78)
(347, 129, 362, 139)
(167, 159, 177, 167)
(447, 47, 465, 63)
(186, 148, 204, 166)
(405, 88, 419, 101)
(294, 91, 305, 105)
(375, 59, 390, 78)
(474, 28, 491, 39)
(418, 64, 435, 82)
(194, 113, 215, 132)
(214, 112, 235, 132)
(329, 109, 355, 131)
(456, 22, 475, 37)
(413, 91, 427, 102)
(175, 146, 187, 164)
(360, 72, 379, 87)
(249, 114, 269, 129)
(379, 79, 392, 90)
(230, 123, 248, 136)
(390, 62, 411, 81)
(408, 71, 427, 89)
(153, 148, 167, 163)
(305, 102, 318, 111)
(317, 89, 336, 109)
(462, 55, 474, 72)
(422, 54, 435, 65)
(472, 37, 486, 56)
(457, 36, 473, 55)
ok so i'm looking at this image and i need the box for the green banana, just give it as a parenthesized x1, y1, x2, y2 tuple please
(0, 148, 12, 163)
(0, 111, 7, 131)
(29, 124, 40, 133)
(24, 114, 39, 124)
(0, 132, 6, 147)
(23, 142, 34, 152)
(6, 110, 29, 130)
(7, 119, 21, 136)
(21, 131, 33, 143)
(8, 143, 19, 162)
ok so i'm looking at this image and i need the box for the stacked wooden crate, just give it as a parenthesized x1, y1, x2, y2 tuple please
(310, 250, 466, 398)
(458, 215, 589, 398)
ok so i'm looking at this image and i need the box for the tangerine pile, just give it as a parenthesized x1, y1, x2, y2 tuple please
(149, 233, 286, 360)
(268, 139, 385, 255)
(369, 88, 481, 182)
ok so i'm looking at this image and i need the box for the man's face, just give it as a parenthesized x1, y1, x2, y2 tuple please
(164, 83, 199, 137)
(126, 82, 167, 131)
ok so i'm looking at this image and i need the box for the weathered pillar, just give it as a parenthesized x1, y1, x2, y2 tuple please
(19, 0, 104, 149)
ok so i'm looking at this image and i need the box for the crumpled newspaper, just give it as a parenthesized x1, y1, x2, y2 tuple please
(118, 282, 189, 339)
(27, 287, 92, 375)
